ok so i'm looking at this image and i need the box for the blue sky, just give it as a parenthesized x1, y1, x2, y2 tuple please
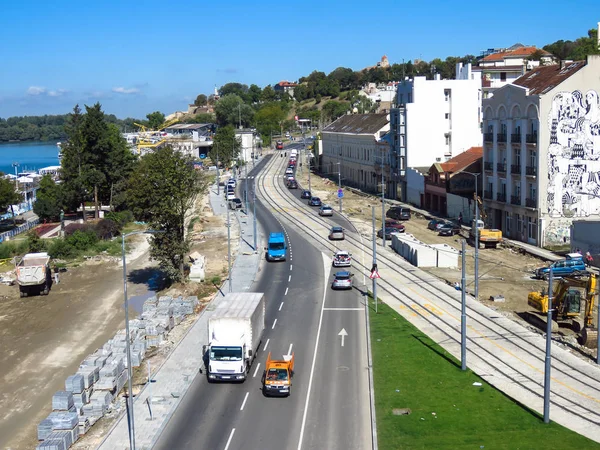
(1, 0, 598, 119)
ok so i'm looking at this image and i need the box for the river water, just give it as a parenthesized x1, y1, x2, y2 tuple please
(0, 141, 61, 176)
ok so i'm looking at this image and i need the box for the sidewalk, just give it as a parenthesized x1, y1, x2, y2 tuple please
(97, 181, 264, 449)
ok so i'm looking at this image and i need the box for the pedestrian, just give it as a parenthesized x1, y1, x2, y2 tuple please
(53, 265, 60, 284)
(575, 247, 581, 255)
(585, 252, 594, 268)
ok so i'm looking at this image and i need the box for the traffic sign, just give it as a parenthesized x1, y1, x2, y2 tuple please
(337, 188, 344, 198)
(369, 269, 380, 279)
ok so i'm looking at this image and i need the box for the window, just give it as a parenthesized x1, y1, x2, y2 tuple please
(528, 183, 536, 199)
(500, 72, 507, 82)
(445, 113, 450, 119)
(444, 89, 451, 101)
(514, 148, 521, 163)
(528, 217, 537, 240)
(408, 93, 412, 103)
(516, 214, 522, 233)
(501, 182, 507, 195)
(529, 150, 536, 167)
(445, 133, 452, 145)
(513, 183, 520, 196)
(505, 212, 511, 232)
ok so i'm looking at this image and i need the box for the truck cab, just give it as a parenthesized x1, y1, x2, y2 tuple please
(206, 344, 248, 381)
(266, 232, 287, 262)
(262, 352, 294, 396)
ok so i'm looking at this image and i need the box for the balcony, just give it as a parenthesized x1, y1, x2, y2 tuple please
(526, 166, 537, 176)
(511, 164, 521, 174)
(526, 133, 538, 144)
(497, 133, 507, 143)
(496, 192, 507, 202)
(511, 133, 522, 143)
(484, 191, 493, 200)
(511, 195, 521, 205)
(484, 161, 493, 171)
(496, 163, 506, 173)
(483, 132, 493, 143)
(526, 197, 537, 208)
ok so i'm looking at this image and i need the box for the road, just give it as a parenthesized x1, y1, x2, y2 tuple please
(154, 149, 372, 450)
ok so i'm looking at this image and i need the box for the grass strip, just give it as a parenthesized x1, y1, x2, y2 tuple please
(368, 298, 600, 450)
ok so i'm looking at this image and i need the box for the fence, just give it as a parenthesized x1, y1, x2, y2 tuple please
(0, 218, 40, 243)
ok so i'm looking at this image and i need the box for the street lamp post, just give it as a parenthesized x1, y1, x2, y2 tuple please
(253, 187, 257, 252)
(227, 201, 232, 292)
(12, 162, 20, 177)
(463, 171, 481, 299)
(215, 144, 220, 196)
(337, 161, 342, 213)
(121, 229, 165, 450)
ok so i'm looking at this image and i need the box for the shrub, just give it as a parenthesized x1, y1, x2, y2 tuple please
(64, 223, 95, 237)
(95, 219, 121, 240)
(26, 231, 47, 253)
(105, 210, 134, 227)
(48, 239, 76, 259)
(66, 230, 99, 250)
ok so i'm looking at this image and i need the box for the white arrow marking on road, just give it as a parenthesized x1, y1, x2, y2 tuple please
(338, 328, 348, 347)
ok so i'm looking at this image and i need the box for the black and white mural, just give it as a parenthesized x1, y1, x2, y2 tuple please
(547, 89, 600, 222)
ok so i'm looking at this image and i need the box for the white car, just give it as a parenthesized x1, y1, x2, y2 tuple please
(285, 168, 294, 175)
(227, 179, 237, 188)
(226, 191, 236, 201)
(332, 251, 352, 267)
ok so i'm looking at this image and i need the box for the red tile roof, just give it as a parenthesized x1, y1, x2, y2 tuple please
(277, 81, 297, 87)
(439, 146, 483, 173)
(481, 46, 551, 62)
(513, 61, 586, 95)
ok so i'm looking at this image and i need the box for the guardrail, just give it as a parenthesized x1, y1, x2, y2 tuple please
(0, 218, 40, 242)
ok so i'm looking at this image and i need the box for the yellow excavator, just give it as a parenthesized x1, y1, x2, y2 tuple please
(468, 194, 502, 249)
(526, 273, 598, 348)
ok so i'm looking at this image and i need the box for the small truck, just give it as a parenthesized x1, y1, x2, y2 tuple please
(15, 252, 52, 297)
(262, 352, 294, 397)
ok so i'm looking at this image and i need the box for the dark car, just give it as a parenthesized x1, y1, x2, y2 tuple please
(287, 180, 298, 189)
(438, 223, 461, 236)
(428, 219, 445, 230)
(309, 197, 322, 206)
(385, 219, 405, 232)
(386, 207, 411, 221)
(377, 227, 399, 239)
(228, 198, 242, 210)
(300, 190, 311, 199)
(276, 141, 284, 150)
(288, 160, 296, 166)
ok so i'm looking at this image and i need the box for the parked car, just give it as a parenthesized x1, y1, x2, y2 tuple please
(332, 271, 353, 290)
(329, 226, 345, 240)
(534, 253, 587, 280)
(427, 219, 445, 230)
(301, 190, 312, 199)
(285, 167, 294, 175)
(228, 198, 242, 209)
(377, 227, 399, 239)
(287, 180, 298, 189)
(385, 219, 405, 232)
(386, 207, 411, 220)
(319, 205, 333, 216)
(276, 141, 284, 150)
(226, 191, 236, 201)
(309, 197, 322, 206)
(438, 223, 461, 236)
(332, 250, 352, 267)
(227, 179, 237, 188)
(286, 174, 295, 181)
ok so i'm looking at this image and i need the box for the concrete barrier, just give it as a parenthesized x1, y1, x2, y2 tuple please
(391, 234, 458, 268)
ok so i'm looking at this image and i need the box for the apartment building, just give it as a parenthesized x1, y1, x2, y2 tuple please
(482, 55, 600, 247)
(390, 66, 482, 202)
(474, 45, 555, 98)
(321, 114, 391, 195)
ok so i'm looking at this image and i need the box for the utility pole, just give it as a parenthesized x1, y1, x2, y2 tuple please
(474, 178, 480, 299)
(372, 206, 378, 313)
(238, 103, 241, 129)
(461, 239, 467, 371)
(227, 201, 232, 292)
(244, 156, 249, 214)
(381, 150, 386, 247)
(215, 143, 220, 195)
(543, 269, 553, 423)
(253, 187, 257, 252)
(338, 161, 342, 213)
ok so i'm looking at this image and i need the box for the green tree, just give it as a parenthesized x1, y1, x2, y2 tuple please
(210, 125, 241, 167)
(33, 175, 62, 221)
(322, 100, 350, 122)
(248, 84, 262, 104)
(193, 113, 216, 123)
(127, 146, 209, 281)
(214, 94, 255, 127)
(219, 83, 249, 99)
(0, 175, 23, 225)
(146, 111, 165, 129)
(261, 85, 276, 102)
(60, 105, 87, 219)
(194, 94, 208, 106)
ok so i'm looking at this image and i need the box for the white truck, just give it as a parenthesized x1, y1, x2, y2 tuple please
(15, 252, 52, 297)
(203, 292, 265, 382)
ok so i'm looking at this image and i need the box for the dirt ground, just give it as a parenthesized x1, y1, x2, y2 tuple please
(0, 189, 234, 449)
(295, 166, 597, 357)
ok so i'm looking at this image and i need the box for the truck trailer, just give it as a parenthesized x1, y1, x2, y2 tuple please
(15, 252, 52, 297)
(204, 292, 266, 382)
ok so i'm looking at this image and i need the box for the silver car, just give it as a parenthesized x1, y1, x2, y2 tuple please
(332, 271, 353, 290)
(328, 226, 345, 240)
(319, 205, 333, 216)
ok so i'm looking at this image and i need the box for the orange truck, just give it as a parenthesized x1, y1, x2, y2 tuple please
(262, 352, 294, 397)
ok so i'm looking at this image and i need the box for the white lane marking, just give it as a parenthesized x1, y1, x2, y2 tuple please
(224, 428, 235, 450)
(272, 319, 277, 329)
(263, 339, 270, 351)
(288, 275, 292, 282)
(287, 343, 293, 356)
(290, 265, 293, 271)
(285, 287, 289, 296)
(279, 301, 284, 311)
(253, 363, 261, 378)
(323, 307, 364, 311)
(240, 392, 249, 411)
(297, 253, 329, 450)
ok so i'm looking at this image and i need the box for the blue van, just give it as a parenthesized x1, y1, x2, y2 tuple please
(535, 253, 587, 280)
(266, 232, 287, 262)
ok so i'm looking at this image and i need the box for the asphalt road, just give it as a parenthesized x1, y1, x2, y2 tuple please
(154, 150, 371, 450)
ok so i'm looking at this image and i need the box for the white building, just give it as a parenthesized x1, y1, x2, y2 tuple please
(321, 114, 391, 195)
(235, 129, 258, 163)
(389, 64, 483, 201)
(482, 54, 600, 247)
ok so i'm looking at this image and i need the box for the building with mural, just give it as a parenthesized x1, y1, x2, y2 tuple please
(482, 54, 600, 247)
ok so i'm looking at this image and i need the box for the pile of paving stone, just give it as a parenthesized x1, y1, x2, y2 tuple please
(36, 295, 198, 449)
